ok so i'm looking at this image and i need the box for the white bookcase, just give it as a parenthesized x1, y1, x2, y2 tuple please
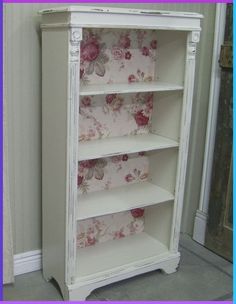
(40, 6, 202, 300)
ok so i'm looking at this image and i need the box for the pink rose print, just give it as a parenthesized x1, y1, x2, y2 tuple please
(150, 39, 157, 49)
(134, 111, 149, 126)
(125, 51, 132, 60)
(131, 208, 145, 218)
(125, 174, 135, 182)
(113, 230, 125, 239)
(118, 34, 131, 49)
(80, 34, 109, 77)
(142, 46, 150, 56)
(112, 47, 124, 60)
(106, 94, 117, 104)
(122, 154, 129, 161)
(128, 74, 137, 83)
(81, 96, 91, 107)
(81, 38, 100, 62)
(77, 175, 83, 186)
(86, 236, 96, 246)
(138, 152, 145, 156)
(80, 159, 97, 169)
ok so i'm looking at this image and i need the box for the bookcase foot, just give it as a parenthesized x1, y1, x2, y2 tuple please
(67, 286, 93, 301)
(161, 258, 180, 275)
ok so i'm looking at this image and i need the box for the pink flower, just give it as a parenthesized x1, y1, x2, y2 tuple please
(81, 38, 100, 62)
(112, 47, 124, 60)
(125, 51, 132, 60)
(122, 154, 128, 161)
(81, 96, 91, 107)
(128, 74, 137, 83)
(131, 208, 145, 218)
(150, 40, 157, 49)
(125, 174, 135, 182)
(106, 94, 117, 104)
(80, 160, 97, 169)
(114, 230, 125, 239)
(77, 175, 83, 186)
(86, 236, 96, 246)
(119, 35, 131, 49)
(134, 111, 149, 126)
(142, 46, 150, 56)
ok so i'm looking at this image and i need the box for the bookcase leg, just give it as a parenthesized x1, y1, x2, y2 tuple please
(42, 270, 52, 282)
(161, 256, 180, 274)
(67, 286, 93, 301)
(161, 265, 178, 274)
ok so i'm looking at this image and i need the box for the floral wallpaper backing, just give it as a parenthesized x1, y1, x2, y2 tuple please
(79, 92, 153, 141)
(77, 28, 158, 249)
(77, 208, 145, 248)
(80, 28, 158, 85)
(78, 152, 149, 194)
(77, 153, 149, 249)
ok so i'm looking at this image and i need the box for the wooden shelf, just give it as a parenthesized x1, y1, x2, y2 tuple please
(80, 81, 183, 96)
(78, 133, 178, 161)
(77, 182, 174, 220)
(76, 232, 169, 280)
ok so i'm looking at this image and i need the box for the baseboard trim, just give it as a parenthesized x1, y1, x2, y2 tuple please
(193, 210, 208, 245)
(14, 250, 42, 276)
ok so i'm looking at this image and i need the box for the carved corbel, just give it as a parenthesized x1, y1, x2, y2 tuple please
(70, 28, 83, 62)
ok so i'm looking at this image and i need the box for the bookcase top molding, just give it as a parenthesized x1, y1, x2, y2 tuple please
(39, 6, 203, 31)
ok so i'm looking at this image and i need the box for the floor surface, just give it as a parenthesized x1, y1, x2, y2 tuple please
(4, 234, 233, 301)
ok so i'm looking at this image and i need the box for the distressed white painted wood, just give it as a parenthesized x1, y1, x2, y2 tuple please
(80, 81, 183, 96)
(68, 251, 180, 300)
(77, 232, 168, 278)
(170, 31, 200, 253)
(66, 27, 82, 284)
(40, 6, 202, 31)
(77, 182, 174, 220)
(79, 133, 179, 161)
(40, 6, 201, 300)
(42, 29, 70, 291)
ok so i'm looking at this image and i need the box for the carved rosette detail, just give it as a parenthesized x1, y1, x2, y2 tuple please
(70, 28, 82, 62)
(187, 31, 200, 60)
(191, 31, 200, 43)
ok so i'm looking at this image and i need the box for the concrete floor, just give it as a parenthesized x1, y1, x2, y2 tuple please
(4, 234, 233, 301)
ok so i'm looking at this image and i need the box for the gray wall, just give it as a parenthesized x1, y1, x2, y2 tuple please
(4, 3, 216, 254)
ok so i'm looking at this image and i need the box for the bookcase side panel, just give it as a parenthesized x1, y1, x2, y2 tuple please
(42, 29, 79, 294)
(156, 31, 187, 86)
(151, 91, 183, 142)
(144, 201, 173, 248)
(170, 31, 200, 253)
